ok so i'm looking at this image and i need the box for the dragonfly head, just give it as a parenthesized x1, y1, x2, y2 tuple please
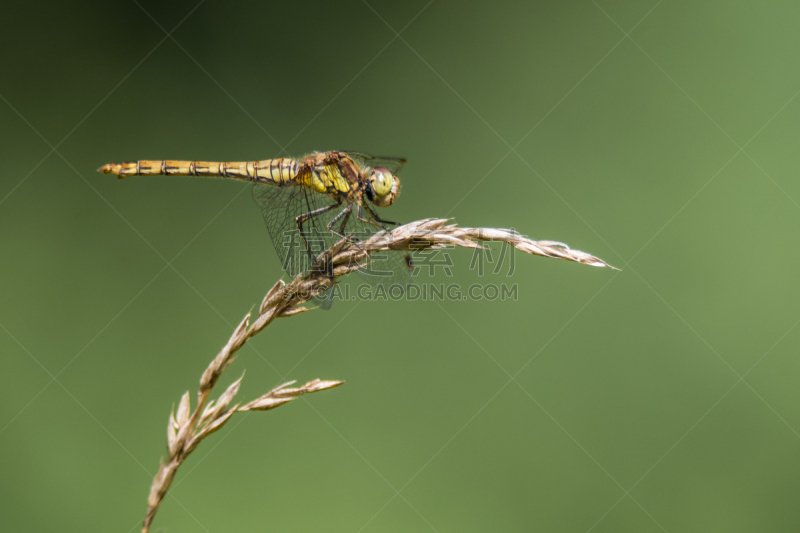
(366, 167, 400, 207)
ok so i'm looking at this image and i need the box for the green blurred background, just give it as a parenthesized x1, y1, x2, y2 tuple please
(3, 1, 800, 531)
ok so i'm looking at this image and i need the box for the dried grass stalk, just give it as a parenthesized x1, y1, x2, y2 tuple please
(140, 218, 614, 532)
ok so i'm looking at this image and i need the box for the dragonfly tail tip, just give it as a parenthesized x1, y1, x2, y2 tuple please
(97, 163, 123, 177)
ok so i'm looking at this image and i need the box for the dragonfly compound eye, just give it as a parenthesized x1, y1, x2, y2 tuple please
(368, 167, 400, 207)
(371, 167, 393, 197)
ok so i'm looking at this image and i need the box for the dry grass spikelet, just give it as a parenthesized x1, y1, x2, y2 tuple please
(139, 218, 614, 532)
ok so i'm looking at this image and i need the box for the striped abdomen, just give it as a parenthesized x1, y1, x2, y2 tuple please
(97, 158, 299, 186)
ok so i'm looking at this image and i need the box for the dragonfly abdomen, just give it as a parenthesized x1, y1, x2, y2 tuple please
(253, 158, 299, 186)
(98, 158, 299, 185)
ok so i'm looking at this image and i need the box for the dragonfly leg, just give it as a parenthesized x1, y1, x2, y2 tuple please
(326, 204, 353, 241)
(337, 206, 352, 235)
(331, 205, 371, 260)
(328, 204, 371, 253)
(357, 203, 397, 231)
(296, 203, 338, 264)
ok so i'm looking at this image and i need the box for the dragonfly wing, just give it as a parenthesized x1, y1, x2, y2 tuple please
(340, 209, 413, 291)
(344, 152, 407, 175)
(253, 182, 413, 304)
(313, 290, 335, 310)
(253, 182, 344, 277)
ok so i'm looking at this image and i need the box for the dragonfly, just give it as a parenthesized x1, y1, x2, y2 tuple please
(98, 151, 413, 303)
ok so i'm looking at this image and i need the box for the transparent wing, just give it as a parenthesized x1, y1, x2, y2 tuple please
(338, 210, 413, 291)
(253, 182, 341, 277)
(252, 182, 412, 293)
(344, 152, 407, 175)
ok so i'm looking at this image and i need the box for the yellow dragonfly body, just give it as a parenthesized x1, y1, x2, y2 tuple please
(99, 151, 411, 298)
